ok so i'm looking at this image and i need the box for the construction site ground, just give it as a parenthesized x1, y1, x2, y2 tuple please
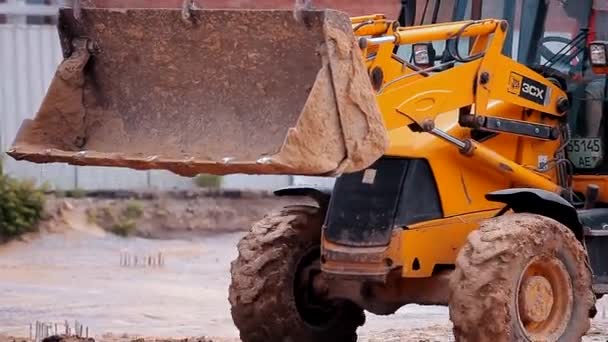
(0, 194, 607, 341)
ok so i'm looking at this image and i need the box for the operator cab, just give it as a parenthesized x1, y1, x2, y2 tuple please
(530, 0, 608, 173)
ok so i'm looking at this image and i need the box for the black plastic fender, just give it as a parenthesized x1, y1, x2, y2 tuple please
(486, 188, 583, 240)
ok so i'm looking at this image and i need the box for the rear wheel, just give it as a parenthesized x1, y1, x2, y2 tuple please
(229, 205, 365, 342)
(449, 213, 595, 341)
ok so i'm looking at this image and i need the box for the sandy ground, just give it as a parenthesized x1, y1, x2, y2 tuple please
(0, 206, 607, 341)
(0, 229, 454, 341)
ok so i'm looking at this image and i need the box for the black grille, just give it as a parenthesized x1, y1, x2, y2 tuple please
(324, 158, 442, 247)
(324, 158, 409, 247)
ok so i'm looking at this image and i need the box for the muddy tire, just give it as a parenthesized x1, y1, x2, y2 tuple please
(449, 213, 595, 341)
(229, 205, 365, 342)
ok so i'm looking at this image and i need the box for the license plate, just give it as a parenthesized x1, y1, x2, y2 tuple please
(566, 138, 603, 169)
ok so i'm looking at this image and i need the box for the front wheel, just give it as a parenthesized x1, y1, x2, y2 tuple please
(449, 213, 595, 341)
(229, 205, 365, 342)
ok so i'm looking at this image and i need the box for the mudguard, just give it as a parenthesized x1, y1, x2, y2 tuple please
(486, 188, 583, 239)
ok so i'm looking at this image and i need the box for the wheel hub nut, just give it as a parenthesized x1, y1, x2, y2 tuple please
(519, 275, 554, 323)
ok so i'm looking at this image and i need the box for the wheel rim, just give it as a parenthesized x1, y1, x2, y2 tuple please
(516, 255, 573, 341)
(293, 246, 341, 330)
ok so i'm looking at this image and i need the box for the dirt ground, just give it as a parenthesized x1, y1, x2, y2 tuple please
(0, 196, 607, 341)
(42, 191, 305, 239)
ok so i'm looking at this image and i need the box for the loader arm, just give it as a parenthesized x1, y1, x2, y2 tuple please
(352, 18, 570, 195)
(358, 18, 568, 128)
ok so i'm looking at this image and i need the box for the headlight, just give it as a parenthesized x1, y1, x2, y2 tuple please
(589, 42, 608, 67)
(412, 43, 435, 67)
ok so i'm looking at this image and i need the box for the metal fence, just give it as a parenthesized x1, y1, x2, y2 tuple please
(0, 1, 299, 190)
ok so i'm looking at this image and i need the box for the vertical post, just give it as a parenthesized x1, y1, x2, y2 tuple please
(451, 0, 468, 21)
(470, 0, 482, 20)
(468, 0, 483, 52)
(74, 166, 78, 190)
(501, 0, 516, 57)
(397, 0, 416, 27)
(517, 0, 548, 65)
(603, 75, 608, 140)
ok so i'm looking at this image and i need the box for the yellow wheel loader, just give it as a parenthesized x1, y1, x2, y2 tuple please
(7, 0, 608, 340)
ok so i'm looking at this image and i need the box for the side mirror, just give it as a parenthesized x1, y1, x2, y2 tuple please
(589, 41, 608, 75)
(412, 43, 436, 68)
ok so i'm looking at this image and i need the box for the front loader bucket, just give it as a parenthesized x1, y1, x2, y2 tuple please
(8, 8, 388, 176)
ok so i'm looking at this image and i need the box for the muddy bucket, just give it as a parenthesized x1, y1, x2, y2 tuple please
(8, 7, 388, 176)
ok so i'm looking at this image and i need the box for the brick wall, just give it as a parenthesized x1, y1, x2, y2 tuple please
(88, 1, 581, 32)
(88, 0, 400, 17)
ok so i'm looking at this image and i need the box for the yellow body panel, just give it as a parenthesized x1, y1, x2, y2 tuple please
(386, 113, 508, 217)
(395, 210, 500, 277)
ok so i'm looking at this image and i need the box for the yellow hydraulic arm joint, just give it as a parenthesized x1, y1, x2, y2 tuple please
(351, 14, 391, 36)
